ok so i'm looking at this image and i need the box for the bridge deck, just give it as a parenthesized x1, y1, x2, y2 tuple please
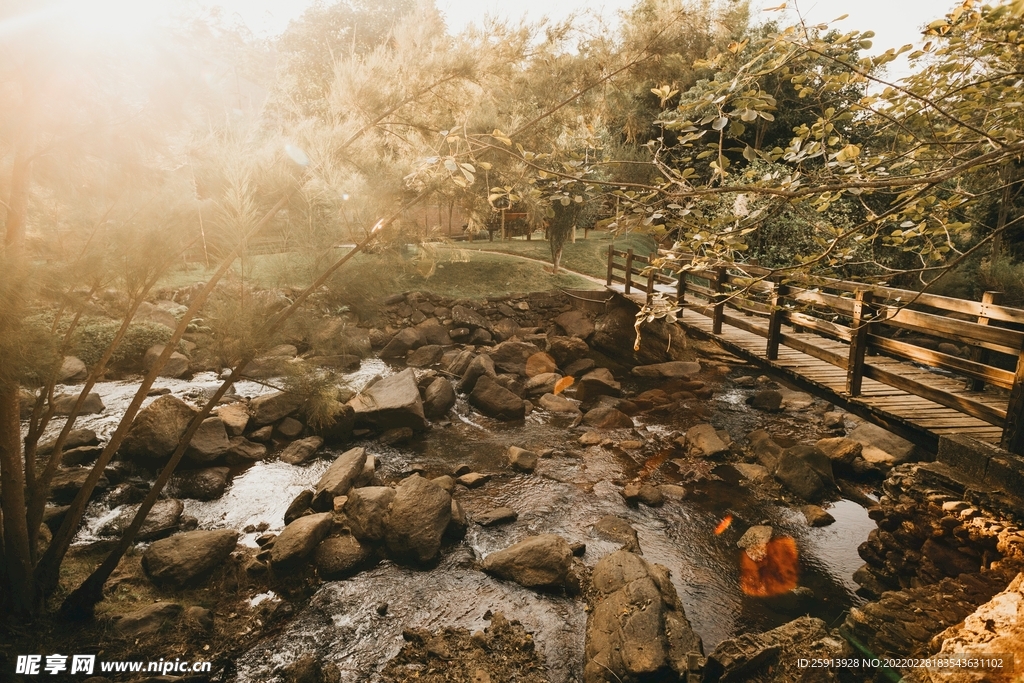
(610, 282, 1008, 449)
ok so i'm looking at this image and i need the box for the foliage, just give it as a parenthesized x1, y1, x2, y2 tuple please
(68, 320, 175, 369)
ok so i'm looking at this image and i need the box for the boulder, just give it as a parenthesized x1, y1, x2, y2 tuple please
(459, 354, 497, 393)
(315, 535, 372, 580)
(593, 516, 641, 553)
(142, 529, 238, 587)
(524, 372, 559, 397)
(747, 430, 783, 471)
(576, 368, 621, 403)
(445, 349, 477, 377)
(215, 402, 250, 436)
(469, 376, 526, 420)
(119, 395, 196, 463)
(379, 327, 424, 359)
(343, 486, 395, 542)
(225, 437, 268, 464)
(553, 310, 595, 339)
(493, 317, 520, 342)
(100, 499, 184, 541)
(456, 472, 490, 488)
(52, 392, 105, 415)
(581, 406, 633, 430)
(773, 445, 836, 502)
(270, 512, 334, 569)
(704, 616, 843, 683)
(747, 389, 783, 412)
(312, 402, 355, 445)
(800, 505, 835, 527)
(847, 421, 921, 469)
(547, 336, 589, 367)
(564, 358, 597, 377)
(489, 341, 543, 375)
(38, 428, 99, 457)
(815, 437, 862, 467)
(114, 601, 183, 638)
(685, 423, 729, 457)
(508, 446, 538, 472)
(186, 416, 230, 463)
(347, 368, 427, 431)
(314, 447, 367, 504)
(451, 304, 491, 331)
(284, 490, 314, 525)
(414, 318, 452, 346)
(731, 463, 770, 482)
(251, 391, 304, 427)
(383, 475, 452, 564)
(481, 534, 573, 589)
(630, 361, 701, 379)
(58, 356, 88, 383)
(623, 482, 665, 507)
(135, 301, 178, 329)
(276, 417, 304, 439)
(171, 467, 230, 501)
(279, 436, 324, 465)
(60, 446, 103, 466)
(379, 426, 414, 446)
(524, 353, 558, 377)
(143, 345, 191, 378)
(538, 393, 581, 414)
(423, 377, 456, 420)
(50, 468, 109, 504)
(475, 507, 518, 526)
(406, 344, 443, 368)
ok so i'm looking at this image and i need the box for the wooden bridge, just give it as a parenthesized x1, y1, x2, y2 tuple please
(606, 246, 1024, 455)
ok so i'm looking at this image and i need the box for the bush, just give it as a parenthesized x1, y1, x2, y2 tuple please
(71, 319, 175, 368)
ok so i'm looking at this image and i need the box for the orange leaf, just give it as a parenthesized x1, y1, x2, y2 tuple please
(714, 514, 733, 535)
(553, 376, 574, 395)
(739, 535, 799, 596)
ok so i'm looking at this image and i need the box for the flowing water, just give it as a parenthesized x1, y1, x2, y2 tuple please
(48, 359, 876, 682)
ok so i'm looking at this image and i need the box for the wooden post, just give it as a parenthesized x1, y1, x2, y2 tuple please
(766, 281, 787, 360)
(712, 266, 726, 335)
(645, 263, 655, 305)
(606, 246, 614, 286)
(970, 290, 1003, 391)
(846, 290, 874, 396)
(1002, 346, 1024, 454)
(624, 249, 635, 294)
(676, 269, 686, 305)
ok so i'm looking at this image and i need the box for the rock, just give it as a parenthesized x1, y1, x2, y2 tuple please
(747, 389, 783, 411)
(215, 402, 250, 436)
(475, 507, 518, 526)
(315, 535, 372, 580)
(186, 416, 230, 463)
(135, 301, 178, 329)
(343, 486, 395, 542)
(314, 447, 367, 505)
(747, 430, 783, 471)
(593, 516, 641, 553)
(423, 377, 456, 419)
(431, 474, 454, 493)
(525, 353, 558, 377)
(279, 436, 324, 465)
(481, 534, 573, 589)
(489, 341, 543, 375)
(459, 354, 497, 393)
(251, 391, 304, 427)
(468, 328, 492, 345)
(114, 602, 183, 638)
(276, 417, 304, 439)
(250, 425, 274, 442)
(58, 356, 88, 383)
(581, 406, 633, 430)
(415, 318, 452, 346)
(773, 445, 836, 501)
(445, 349, 477, 377)
(929, 572, 1024, 673)
(406, 344, 443, 367)
(379, 327, 424, 359)
(553, 310, 594, 339)
(564, 358, 597, 377)
(100, 499, 184, 542)
(383, 475, 451, 564)
(469, 376, 526, 420)
(524, 372, 559, 397)
(848, 421, 921, 468)
(630, 361, 701, 379)
(508, 446, 538, 472)
(448, 499, 468, 537)
(119, 395, 196, 463)
(704, 616, 843, 682)
(586, 550, 702, 682)
(538, 392, 580, 415)
(348, 368, 427, 431)
(547, 336, 589, 367)
(60, 446, 103, 466)
(379, 426, 414, 446)
(171, 467, 230, 501)
(815, 436, 862, 467)
(184, 606, 215, 631)
(313, 402, 355, 444)
(284, 490, 314, 525)
(456, 472, 490, 488)
(144, 345, 191, 378)
(225, 437, 267, 463)
(800, 505, 836, 527)
(579, 431, 605, 446)
(738, 525, 773, 551)
(492, 317, 520, 342)
(731, 463, 770, 482)
(50, 467, 109, 504)
(624, 483, 665, 507)
(52, 391, 105, 415)
(451, 304, 491, 331)
(142, 529, 239, 587)
(823, 411, 845, 430)
(271, 512, 335, 569)
(38, 428, 98, 455)
(576, 368, 621, 403)
(686, 423, 729, 457)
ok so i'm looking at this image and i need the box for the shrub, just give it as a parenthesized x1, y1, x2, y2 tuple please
(70, 319, 175, 368)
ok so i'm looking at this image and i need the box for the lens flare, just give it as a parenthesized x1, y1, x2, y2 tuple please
(739, 535, 799, 597)
(553, 376, 574, 395)
(714, 514, 733, 535)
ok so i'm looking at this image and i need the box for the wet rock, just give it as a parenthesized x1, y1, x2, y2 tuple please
(481, 534, 573, 589)
(538, 392, 580, 414)
(431, 474, 454, 493)
(576, 368, 621, 403)
(59, 445, 102, 466)
(747, 389, 783, 412)
(50, 467, 109, 504)
(379, 426, 414, 446)
(448, 499, 468, 537)
(773, 445, 836, 502)
(142, 529, 238, 587)
(171, 467, 230, 501)
(586, 550, 702, 682)
(313, 402, 355, 444)
(38, 428, 98, 455)
(58, 355, 88, 383)
(738, 525, 773, 551)
(508, 446, 538, 472)
(271, 512, 334, 570)
(444, 349, 477, 377)
(475, 507, 518, 526)
(185, 416, 230, 463)
(731, 463, 770, 482)
(593, 516, 641, 553)
(581, 405, 633, 430)
(143, 344, 190, 378)
(822, 411, 845, 430)
(285, 490, 315, 525)
(848, 421, 922, 469)
(800, 505, 836, 527)
(113, 601, 182, 638)
(379, 327, 424, 359)
(423, 377, 456, 419)
(553, 310, 594, 339)
(279, 436, 324, 465)
(383, 475, 452, 564)
(524, 372, 559, 397)
(564, 357, 597, 377)
(747, 430, 783, 471)
(704, 616, 843, 683)
(685, 423, 729, 458)
(252, 391, 305, 427)
(348, 368, 427, 431)
(344, 486, 395, 542)
(547, 336, 589, 367)
(488, 341, 543, 375)
(314, 447, 367, 505)
(406, 344, 443, 367)
(52, 391, 105, 415)
(815, 436, 862, 467)
(277, 416, 304, 439)
(100, 499, 184, 541)
(459, 354, 497, 393)
(225, 436, 267, 464)
(215, 402, 250, 436)
(456, 472, 490, 488)
(623, 482, 665, 507)
(469, 376, 526, 421)
(315, 535, 372, 580)
(630, 360, 701, 379)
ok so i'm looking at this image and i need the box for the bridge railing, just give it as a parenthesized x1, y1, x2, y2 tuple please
(607, 246, 1024, 453)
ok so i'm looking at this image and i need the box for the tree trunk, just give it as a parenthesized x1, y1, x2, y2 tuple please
(0, 387, 35, 616)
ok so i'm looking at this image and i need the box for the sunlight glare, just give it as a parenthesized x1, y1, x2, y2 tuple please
(0, 0, 172, 46)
